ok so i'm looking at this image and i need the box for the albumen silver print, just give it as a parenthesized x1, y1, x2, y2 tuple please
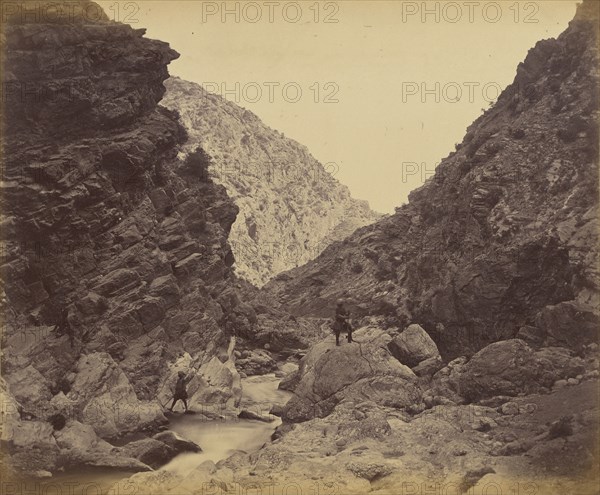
(1, 1, 599, 494)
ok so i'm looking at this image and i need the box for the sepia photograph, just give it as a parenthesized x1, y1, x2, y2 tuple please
(1, 0, 598, 494)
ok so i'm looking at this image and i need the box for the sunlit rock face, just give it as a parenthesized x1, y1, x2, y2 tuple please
(162, 77, 381, 287)
(264, 0, 599, 359)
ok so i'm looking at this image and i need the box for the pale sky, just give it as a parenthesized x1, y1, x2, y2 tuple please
(99, 1, 580, 213)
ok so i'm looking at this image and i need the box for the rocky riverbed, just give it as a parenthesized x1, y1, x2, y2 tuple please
(95, 326, 599, 495)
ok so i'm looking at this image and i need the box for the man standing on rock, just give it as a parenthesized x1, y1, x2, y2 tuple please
(333, 299, 353, 345)
(52, 306, 75, 348)
(169, 371, 192, 412)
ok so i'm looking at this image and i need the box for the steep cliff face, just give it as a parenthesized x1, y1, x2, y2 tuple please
(162, 77, 381, 286)
(0, 1, 247, 467)
(265, 1, 599, 359)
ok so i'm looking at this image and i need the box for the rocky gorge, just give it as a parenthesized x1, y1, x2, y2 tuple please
(161, 77, 381, 286)
(0, 0, 598, 494)
(0, 0, 312, 478)
(264, 0, 600, 360)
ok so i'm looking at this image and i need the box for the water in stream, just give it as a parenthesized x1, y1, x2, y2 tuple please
(161, 373, 292, 477)
(31, 373, 292, 493)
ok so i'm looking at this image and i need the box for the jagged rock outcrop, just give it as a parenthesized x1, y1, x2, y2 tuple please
(0, 0, 251, 473)
(162, 77, 380, 286)
(264, 1, 600, 359)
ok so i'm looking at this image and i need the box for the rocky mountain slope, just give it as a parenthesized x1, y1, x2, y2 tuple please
(0, 0, 305, 475)
(162, 77, 380, 286)
(265, 0, 600, 359)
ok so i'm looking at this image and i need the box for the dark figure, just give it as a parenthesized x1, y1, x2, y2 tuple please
(169, 371, 192, 412)
(333, 300, 353, 345)
(53, 307, 74, 348)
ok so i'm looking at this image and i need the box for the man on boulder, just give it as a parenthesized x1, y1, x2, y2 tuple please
(333, 299, 353, 345)
(52, 306, 74, 348)
(169, 371, 193, 412)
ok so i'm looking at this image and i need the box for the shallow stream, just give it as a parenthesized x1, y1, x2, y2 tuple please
(161, 373, 292, 477)
(34, 373, 292, 492)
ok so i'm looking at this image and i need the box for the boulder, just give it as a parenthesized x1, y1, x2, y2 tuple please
(345, 460, 393, 481)
(238, 409, 275, 422)
(458, 340, 541, 401)
(412, 356, 445, 377)
(190, 354, 242, 410)
(157, 339, 242, 415)
(269, 404, 284, 417)
(235, 349, 277, 376)
(278, 369, 301, 392)
(536, 301, 599, 349)
(54, 421, 151, 471)
(68, 353, 167, 438)
(282, 327, 420, 422)
(388, 324, 441, 367)
(152, 430, 202, 453)
(5, 365, 52, 418)
(458, 340, 588, 401)
(8, 420, 60, 473)
(191, 337, 242, 410)
(121, 438, 177, 469)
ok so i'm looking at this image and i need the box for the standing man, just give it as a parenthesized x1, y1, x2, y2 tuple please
(334, 299, 353, 345)
(169, 371, 192, 412)
(53, 306, 74, 348)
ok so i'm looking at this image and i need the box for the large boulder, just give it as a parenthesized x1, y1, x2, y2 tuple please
(282, 327, 421, 422)
(0, 377, 21, 442)
(121, 438, 177, 469)
(152, 430, 201, 453)
(7, 421, 60, 473)
(68, 353, 166, 438)
(191, 354, 242, 411)
(388, 324, 441, 368)
(236, 349, 277, 376)
(458, 339, 587, 401)
(4, 365, 51, 418)
(458, 340, 540, 400)
(54, 421, 151, 471)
